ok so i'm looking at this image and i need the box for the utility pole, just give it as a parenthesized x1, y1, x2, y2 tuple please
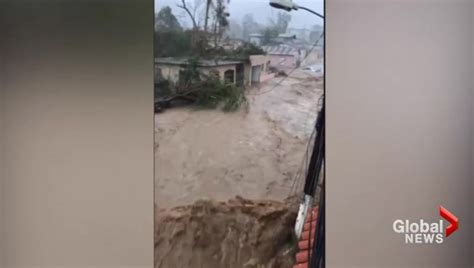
(269, 1, 325, 267)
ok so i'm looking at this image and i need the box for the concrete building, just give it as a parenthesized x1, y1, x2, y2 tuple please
(155, 55, 271, 89)
(155, 58, 241, 86)
(287, 28, 312, 42)
(262, 45, 303, 70)
(246, 55, 274, 85)
(275, 34, 297, 43)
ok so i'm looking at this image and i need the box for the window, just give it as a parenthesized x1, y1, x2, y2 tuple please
(224, 69, 235, 84)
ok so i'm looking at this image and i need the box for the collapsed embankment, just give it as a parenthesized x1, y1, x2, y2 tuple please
(155, 197, 299, 268)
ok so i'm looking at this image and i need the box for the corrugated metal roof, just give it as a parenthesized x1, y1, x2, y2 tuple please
(262, 45, 298, 56)
(155, 57, 243, 67)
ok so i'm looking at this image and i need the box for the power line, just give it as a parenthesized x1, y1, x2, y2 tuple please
(287, 94, 324, 198)
(287, 124, 316, 197)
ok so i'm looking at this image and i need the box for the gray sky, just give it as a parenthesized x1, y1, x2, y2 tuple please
(155, 0, 324, 29)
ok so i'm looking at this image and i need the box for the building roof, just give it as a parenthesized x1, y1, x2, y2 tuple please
(225, 38, 244, 43)
(287, 27, 311, 33)
(155, 57, 243, 67)
(261, 45, 299, 56)
(278, 34, 296, 39)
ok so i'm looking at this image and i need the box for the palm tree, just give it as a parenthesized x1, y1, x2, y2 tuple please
(212, 0, 230, 46)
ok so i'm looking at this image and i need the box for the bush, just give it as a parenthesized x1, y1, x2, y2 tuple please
(156, 58, 247, 112)
(194, 76, 247, 112)
(181, 58, 201, 87)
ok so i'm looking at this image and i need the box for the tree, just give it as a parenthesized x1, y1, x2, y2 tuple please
(177, 0, 198, 29)
(261, 26, 279, 45)
(154, 31, 192, 57)
(227, 19, 243, 39)
(214, 0, 230, 32)
(212, 0, 230, 45)
(275, 12, 291, 34)
(204, 0, 213, 32)
(174, 0, 209, 54)
(155, 6, 182, 32)
(241, 13, 256, 41)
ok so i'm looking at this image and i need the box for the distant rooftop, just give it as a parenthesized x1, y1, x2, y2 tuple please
(287, 28, 311, 32)
(278, 34, 296, 39)
(155, 57, 243, 67)
(261, 45, 299, 56)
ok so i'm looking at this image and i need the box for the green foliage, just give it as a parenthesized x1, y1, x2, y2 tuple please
(259, 12, 291, 45)
(261, 26, 280, 45)
(155, 30, 211, 58)
(191, 31, 211, 56)
(156, 58, 246, 112)
(155, 30, 192, 57)
(194, 76, 247, 112)
(215, 0, 230, 29)
(233, 43, 266, 56)
(181, 58, 202, 87)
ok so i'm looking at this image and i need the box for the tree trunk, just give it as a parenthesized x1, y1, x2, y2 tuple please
(214, 18, 218, 47)
(177, 0, 198, 30)
(204, 0, 212, 32)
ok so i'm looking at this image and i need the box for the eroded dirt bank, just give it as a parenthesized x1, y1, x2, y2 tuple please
(155, 197, 299, 268)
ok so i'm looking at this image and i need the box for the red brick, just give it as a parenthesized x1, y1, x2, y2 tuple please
(293, 263, 308, 268)
(301, 229, 316, 240)
(303, 221, 318, 231)
(305, 212, 317, 221)
(298, 239, 315, 250)
(296, 250, 311, 263)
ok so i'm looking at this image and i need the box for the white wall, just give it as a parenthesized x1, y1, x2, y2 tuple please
(157, 64, 237, 86)
(327, 0, 473, 266)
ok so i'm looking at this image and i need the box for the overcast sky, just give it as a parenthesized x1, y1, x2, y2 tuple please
(155, 0, 324, 29)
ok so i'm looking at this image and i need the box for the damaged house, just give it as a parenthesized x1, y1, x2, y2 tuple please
(155, 55, 270, 90)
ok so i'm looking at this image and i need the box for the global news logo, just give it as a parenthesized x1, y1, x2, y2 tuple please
(393, 206, 459, 244)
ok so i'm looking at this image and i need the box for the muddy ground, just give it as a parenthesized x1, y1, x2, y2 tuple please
(154, 69, 324, 208)
(155, 197, 299, 268)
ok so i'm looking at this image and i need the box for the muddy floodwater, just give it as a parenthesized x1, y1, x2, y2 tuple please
(154, 69, 323, 208)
